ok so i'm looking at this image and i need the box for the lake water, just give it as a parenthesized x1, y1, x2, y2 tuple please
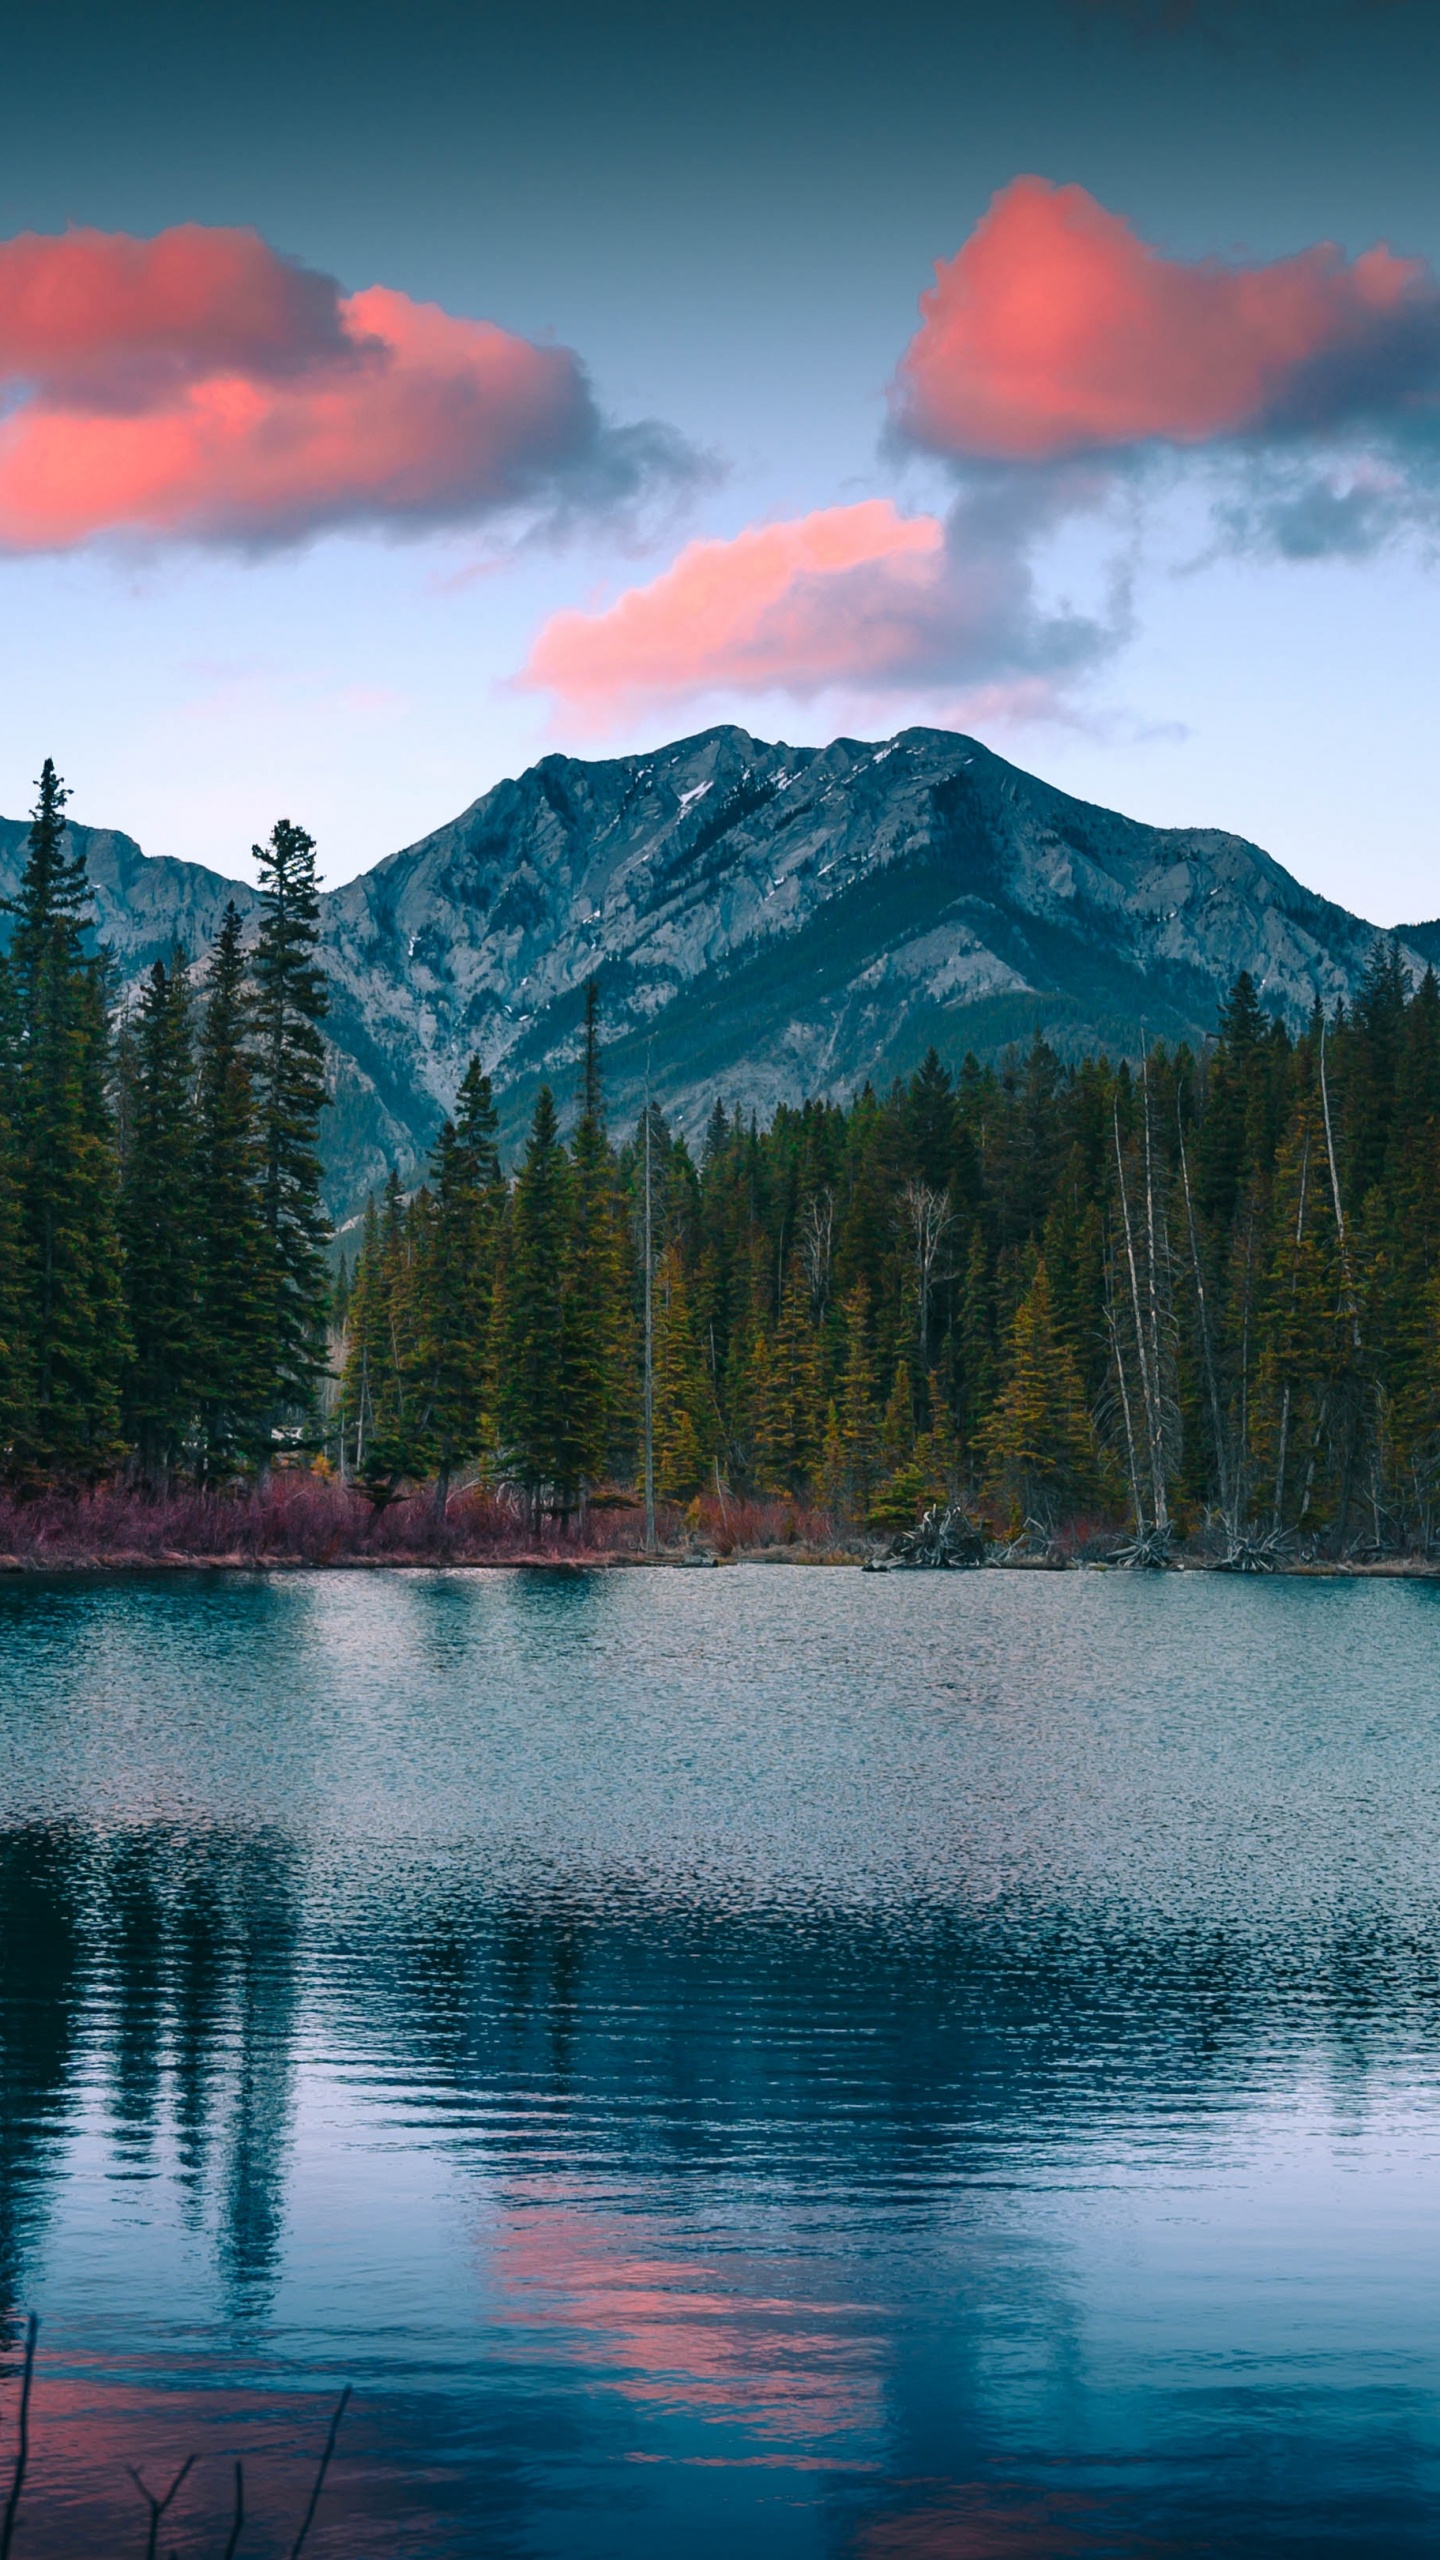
(1, 1566, 1439, 2554)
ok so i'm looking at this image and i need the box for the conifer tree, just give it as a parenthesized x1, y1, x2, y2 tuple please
(251, 818, 329, 1447)
(981, 1259, 1095, 1525)
(562, 984, 632, 1492)
(120, 953, 199, 1478)
(340, 1194, 387, 1479)
(194, 903, 270, 1473)
(756, 1253, 823, 1493)
(354, 1170, 427, 1496)
(653, 1240, 719, 1497)
(0, 952, 31, 1465)
(831, 1281, 881, 1519)
(495, 1085, 573, 1519)
(6, 761, 127, 1478)
(418, 1056, 504, 1508)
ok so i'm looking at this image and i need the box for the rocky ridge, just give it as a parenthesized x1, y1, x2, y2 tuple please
(0, 725, 1427, 1228)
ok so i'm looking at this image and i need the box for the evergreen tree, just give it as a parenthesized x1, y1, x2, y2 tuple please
(831, 1281, 881, 1519)
(495, 1085, 573, 1519)
(653, 1241, 719, 1498)
(340, 1194, 387, 1480)
(119, 953, 199, 1478)
(0, 952, 31, 1465)
(562, 984, 632, 1491)
(5, 761, 127, 1478)
(194, 903, 270, 1473)
(418, 1057, 504, 1507)
(251, 818, 329, 1447)
(981, 1259, 1095, 1525)
(755, 1253, 823, 1493)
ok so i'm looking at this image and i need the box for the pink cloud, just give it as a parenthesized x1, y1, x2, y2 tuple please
(522, 496, 1115, 724)
(892, 177, 1440, 462)
(0, 225, 684, 549)
(524, 503, 943, 716)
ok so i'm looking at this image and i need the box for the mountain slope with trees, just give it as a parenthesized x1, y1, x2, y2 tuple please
(4, 760, 1440, 1564)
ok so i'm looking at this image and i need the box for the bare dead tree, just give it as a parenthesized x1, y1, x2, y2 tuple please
(1110, 1091, 1180, 1541)
(1272, 1127, 1311, 1532)
(900, 1181, 957, 1369)
(1102, 1233, 1147, 1537)
(1319, 1020, 1383, 1546)
(1176, 1098, 1232, 1531)
(800, 1188, 836, 1319)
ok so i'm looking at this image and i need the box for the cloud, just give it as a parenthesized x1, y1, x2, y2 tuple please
(521, 492, 1121, 728)
(1202, 448, 1439, 560)
(0, 224, 695, 550)
(891, 177, 1440, 465)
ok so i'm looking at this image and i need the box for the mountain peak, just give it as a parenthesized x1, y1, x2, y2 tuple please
(0, 726, 1414, 1224)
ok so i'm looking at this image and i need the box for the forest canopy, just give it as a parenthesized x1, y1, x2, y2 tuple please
(3, 763, 1440, 1558)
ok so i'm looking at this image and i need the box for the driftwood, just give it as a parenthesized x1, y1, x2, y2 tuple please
(1108, 1524, 1175, 1570)
(888, 1504, 986, 1568)
(990, 1515, 1065, 1566)
(1214, 1524, 1290, 1573)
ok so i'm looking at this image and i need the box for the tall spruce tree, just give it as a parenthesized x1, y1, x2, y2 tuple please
(495, 1084, 572, 1520)
(981, 1258, 1096, 1526)
(340, 1194, 387, 1480)
(119, 953, 200, 1478)
(194, 903, 270, 1473)
(652, 1241, 718, 1498)
(251, 819, 329, 1448)
(563, 983, 632, 1494)
(5, 761, 127, 1479)
(418, 1057, 504, 1508)
(0, 951, 31, 1465)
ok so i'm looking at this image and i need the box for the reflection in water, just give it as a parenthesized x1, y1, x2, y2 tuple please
(0, 1568, 1439, 2551)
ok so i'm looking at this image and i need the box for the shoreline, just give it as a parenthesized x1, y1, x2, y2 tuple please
(2, 1547, 1437, 1579)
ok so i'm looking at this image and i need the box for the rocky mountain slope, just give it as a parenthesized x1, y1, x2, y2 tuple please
(0, 726, 1427, 1228)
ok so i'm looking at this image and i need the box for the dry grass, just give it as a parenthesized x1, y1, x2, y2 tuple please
(0, 1476, 667, 1570)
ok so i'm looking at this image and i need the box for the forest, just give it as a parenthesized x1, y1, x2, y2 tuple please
(4, 761, 1440, 1561)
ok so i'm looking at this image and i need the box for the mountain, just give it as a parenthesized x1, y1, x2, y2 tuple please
(0, 725, 1428, 1229)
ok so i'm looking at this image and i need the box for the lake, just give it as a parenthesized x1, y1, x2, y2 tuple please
(1, 1565, 1439, 2554)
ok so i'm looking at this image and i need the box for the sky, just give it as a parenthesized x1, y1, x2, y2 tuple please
(1, 0, 1439, 920)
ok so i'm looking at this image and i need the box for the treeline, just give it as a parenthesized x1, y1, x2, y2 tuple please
(6, 762, 1440, 1555)
(347, 943, 1440, 1555)
(0, 763, 330, 1483)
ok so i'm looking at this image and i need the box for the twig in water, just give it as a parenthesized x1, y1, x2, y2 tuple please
(0, 2313, 38, 2560)
(222, 2458, 245, 2560)
(289, 2385, 351, 2558)
(125, 2453, 194, 2560)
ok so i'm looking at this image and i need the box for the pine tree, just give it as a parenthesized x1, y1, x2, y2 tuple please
(340, 1195, 387, 1479)
(831, 1281, 881, 1519)
(0, 952, 31, 1466)
(120, 953, 200, 1478)
(981, 1259, 1095, 1526)
(5, 761, 127, 1479)
(495, 1085, 573, 1520)
(755, 1253, 823, 1493)
(562, 984, 633, 1492)
(194, 903, 270, 1474)
(251, 819, 329, 1451)
(418, 1057, 504, 1507)
(653, 1241, 719, 1498)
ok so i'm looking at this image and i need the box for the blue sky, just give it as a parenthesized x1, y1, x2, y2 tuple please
(1, 0, 1438, 921)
